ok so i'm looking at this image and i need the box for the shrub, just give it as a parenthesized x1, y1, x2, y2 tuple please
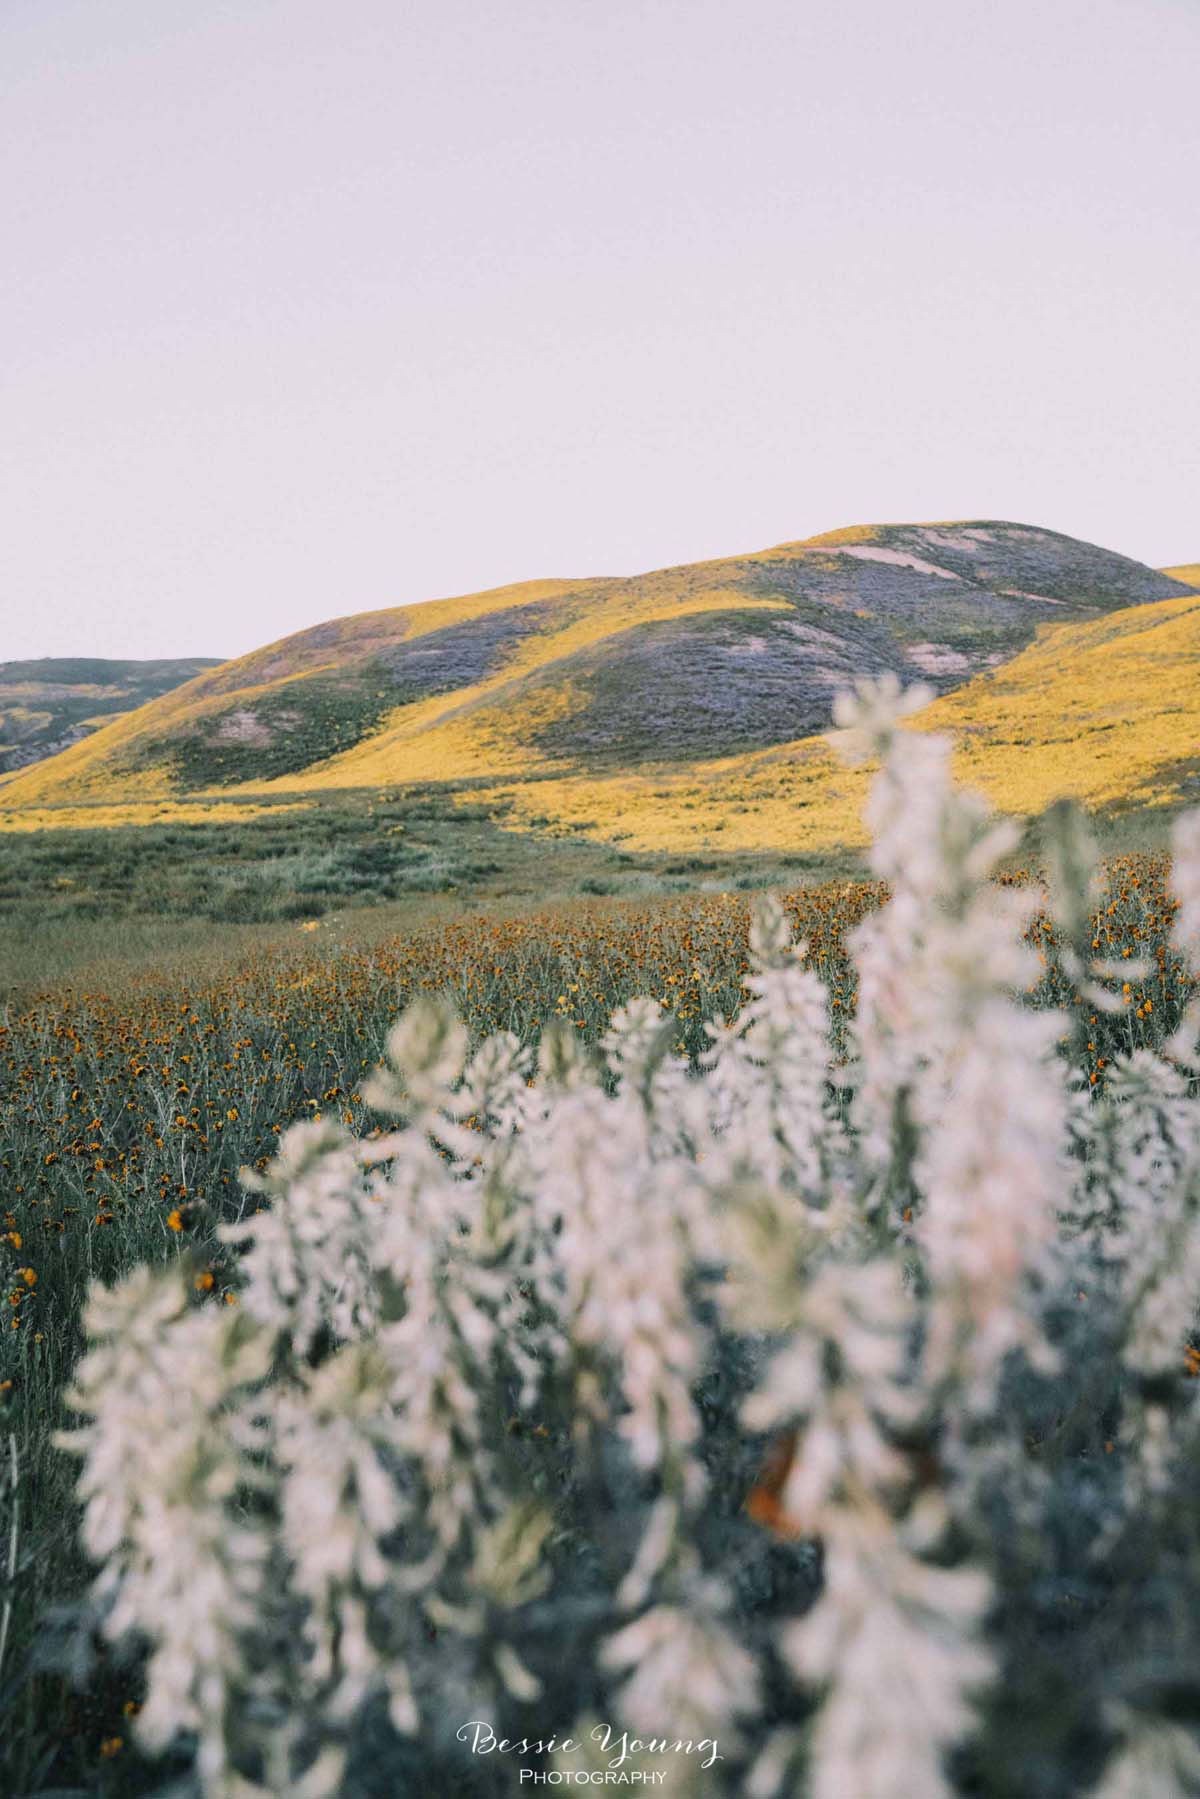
(53, 680, 1200, 1797)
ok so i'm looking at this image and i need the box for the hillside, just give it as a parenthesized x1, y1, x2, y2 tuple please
(479, 586, 1200, 854)
(0, 522, 1188, 814)
(0, 657, 221, 775)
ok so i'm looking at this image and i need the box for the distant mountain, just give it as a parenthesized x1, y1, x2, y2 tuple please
(0, 658, 222, 775)
(0, 522, 1189, 813)
(1162, 563, 1200, 591)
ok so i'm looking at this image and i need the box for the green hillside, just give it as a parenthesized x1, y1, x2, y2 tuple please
(0, 656, 221, 775)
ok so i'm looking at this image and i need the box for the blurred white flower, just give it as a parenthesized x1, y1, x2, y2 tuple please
(60, 680, 1200, 1799)
(1173, 809, 1200, 965)
(1090, 1715, 1200, 1798)
(601, 1582, 760, 1743)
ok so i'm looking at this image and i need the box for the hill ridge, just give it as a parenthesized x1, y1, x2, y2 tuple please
(0, 520, 1190, 813)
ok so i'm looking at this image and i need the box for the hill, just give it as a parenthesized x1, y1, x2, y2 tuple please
(482, 586, 1200, 854)
(0, 522, 1188, 813)
(0, 657, 222, 775)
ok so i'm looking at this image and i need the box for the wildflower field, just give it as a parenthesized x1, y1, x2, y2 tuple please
(3, 690, 1200, 1797)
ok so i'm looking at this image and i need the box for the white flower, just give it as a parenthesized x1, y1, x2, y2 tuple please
(1172, 809, 1200, 965)
(223, 1119, 374, 1355)
(829, 672, 934, 765)
(601, 1583, 760, 1742)
(1089, 1715, 1200, 1798)
(57, 1268, 271, 1773)
(782, 1507, 993, 1799)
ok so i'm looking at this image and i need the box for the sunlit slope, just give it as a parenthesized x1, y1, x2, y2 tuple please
(475, 591, 1200, 853)
(1163, 563, 1200, 590)
(0, 578, 578, 807)
(1, 520, 1186, 815)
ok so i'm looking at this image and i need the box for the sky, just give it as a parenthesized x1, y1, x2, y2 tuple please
(3, 0, 1198, 662)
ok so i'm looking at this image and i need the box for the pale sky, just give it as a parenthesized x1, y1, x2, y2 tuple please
(3, 0, 1198, 662)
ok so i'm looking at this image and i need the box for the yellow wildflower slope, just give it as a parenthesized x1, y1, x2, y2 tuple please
(475, 591, 1200, 854)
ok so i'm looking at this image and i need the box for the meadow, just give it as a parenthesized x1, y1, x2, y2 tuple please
(0, 816, 1192, 1797)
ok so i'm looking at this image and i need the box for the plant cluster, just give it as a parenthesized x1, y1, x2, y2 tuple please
(48, 681, 1200, 1797)
(0, 792, 517, 932)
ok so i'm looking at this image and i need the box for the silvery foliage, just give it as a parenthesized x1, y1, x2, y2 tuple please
(57, 677, 1200, 1799)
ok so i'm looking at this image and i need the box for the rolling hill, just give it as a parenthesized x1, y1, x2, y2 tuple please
(0, 657, 222, 775)
(480, 584, 1200, 855)
(0, 522, 1189, 827)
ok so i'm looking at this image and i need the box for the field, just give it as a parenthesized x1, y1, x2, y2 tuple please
(2, 615, 1199, 1795)
(0, 844, 1192, 1797)
(0, 782, 866, 997)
